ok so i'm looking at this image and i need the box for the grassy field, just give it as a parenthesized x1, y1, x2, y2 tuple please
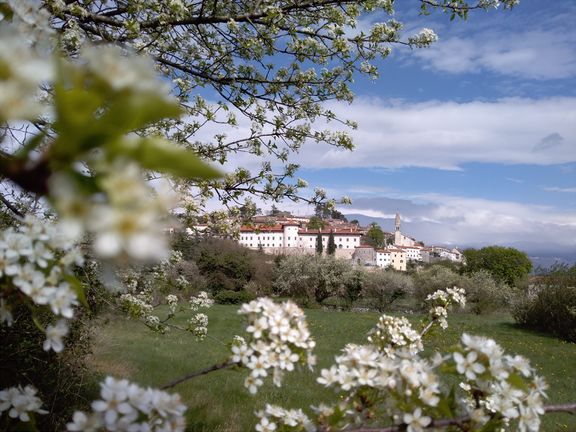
(89, 304, 576, 431)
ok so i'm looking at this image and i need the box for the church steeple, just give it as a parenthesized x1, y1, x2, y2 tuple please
(394, 213, 401, 245)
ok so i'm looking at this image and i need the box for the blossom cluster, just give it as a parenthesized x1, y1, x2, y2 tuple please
(186, 291, 214, 340)
(2, 6, 180, 264)
(408, 28, 438, 48)
(119, 289, 155, 321)
(67, 377, 187, 432)
(0, 216, 84, 352)
(425, 286, 466, 329)
(234, 298, 316, 394)
(367, 315, 423, 356)
(0, 385, 46, 423)
(120, 288, 214, 338)
(0, 0, 54, 122)
(450, 333, 547, 431)
(317, 343, 442, 425)
(255, 404, 315, 432)
(190, 290, 214, 311)
(50, 160, 174, 262)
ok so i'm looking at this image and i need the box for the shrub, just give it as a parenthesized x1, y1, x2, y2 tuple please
(412, 265, 464, 307)
(512, 265, 576, 342)
(273, 255, 356, 305)
(207, 271, 237, 293)
(462, 270, 511, 315)
(361, 270, 414, 312)
(214, 290, 256, 305)
(321, 296, 349, 310)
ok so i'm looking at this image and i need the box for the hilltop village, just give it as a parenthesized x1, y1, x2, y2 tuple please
(233, 212, 463, 272)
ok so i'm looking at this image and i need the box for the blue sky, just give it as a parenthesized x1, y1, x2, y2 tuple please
(271, 0, 576, 259)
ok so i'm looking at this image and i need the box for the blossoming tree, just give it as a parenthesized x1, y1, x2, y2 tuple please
(1, 0, 575, 431)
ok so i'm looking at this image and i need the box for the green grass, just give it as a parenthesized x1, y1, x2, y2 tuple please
(90, 305, 576, 431)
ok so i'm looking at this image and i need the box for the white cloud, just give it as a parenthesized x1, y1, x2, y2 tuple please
(412, 29, 576, 80)
(541, 186, 576, 193)
(345, 194, 576, 251)
(292, 96, 576, 170)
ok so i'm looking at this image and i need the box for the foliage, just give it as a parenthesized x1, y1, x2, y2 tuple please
(273, 255, 357, 305)
(327, 232, 336, 256)
(463, 246, 532, 288)
(361, 269, 414, 312)
(364, 223, 385, 248)
(512, 264, 576, 342)
(315, 233, 324, 255)
(463, 270, 511, 315)
(307, 216, 326, 230)
(214, 289, 256, 305)
(189, 238, 268, 292)
(413, 265, 464, 307)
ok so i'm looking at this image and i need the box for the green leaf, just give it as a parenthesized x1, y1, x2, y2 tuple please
(0, 3, 14, 20)
(507, 372, 529, 391)
(478, 416, 503, 432)
(114, 138, 222, 180)
(31, 314, 45, 332)
(101, 92, 182, 134)
(64, 274, 90, 310)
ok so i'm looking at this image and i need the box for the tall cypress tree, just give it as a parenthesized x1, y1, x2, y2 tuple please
(315, 233, 323, 255)
(327, 232, 336, 255)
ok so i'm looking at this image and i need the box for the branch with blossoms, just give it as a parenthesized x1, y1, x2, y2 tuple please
(116, 250, 215, 338)
(345, 402, 576, 431)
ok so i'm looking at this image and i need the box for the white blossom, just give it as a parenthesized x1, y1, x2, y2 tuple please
(43, 319, 69, 352)
(0, 385, 46, 423)
(70, 377, 186, 431)
(236, 298, 316, 393)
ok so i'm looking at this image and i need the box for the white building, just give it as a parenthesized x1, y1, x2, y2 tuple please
(395, 245, 423, 262)
(375, 247, 407, 271)
(238, 223, 362, 258)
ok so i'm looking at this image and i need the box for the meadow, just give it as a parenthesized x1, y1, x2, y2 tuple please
(89, 304, 576, 431)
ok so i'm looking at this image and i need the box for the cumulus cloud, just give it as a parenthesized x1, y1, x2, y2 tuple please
(290, 97, 576, 170)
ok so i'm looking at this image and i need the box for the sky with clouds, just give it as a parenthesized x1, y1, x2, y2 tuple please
(221, 1, 576, 260)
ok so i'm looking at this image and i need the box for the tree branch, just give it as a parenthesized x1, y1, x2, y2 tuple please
(160, 359, 237, 390)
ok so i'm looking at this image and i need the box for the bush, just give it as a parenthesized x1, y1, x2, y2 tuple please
(273, 255, 357, 305)
(412, 265, 464, 307)
(512, 265, 576, 342)
(462, 270, 511, 315)
(214, 290, 256, 305)
(321, 296, 350, 311)
(181, 238, 275, 293)
(361, 270, 414, 312)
